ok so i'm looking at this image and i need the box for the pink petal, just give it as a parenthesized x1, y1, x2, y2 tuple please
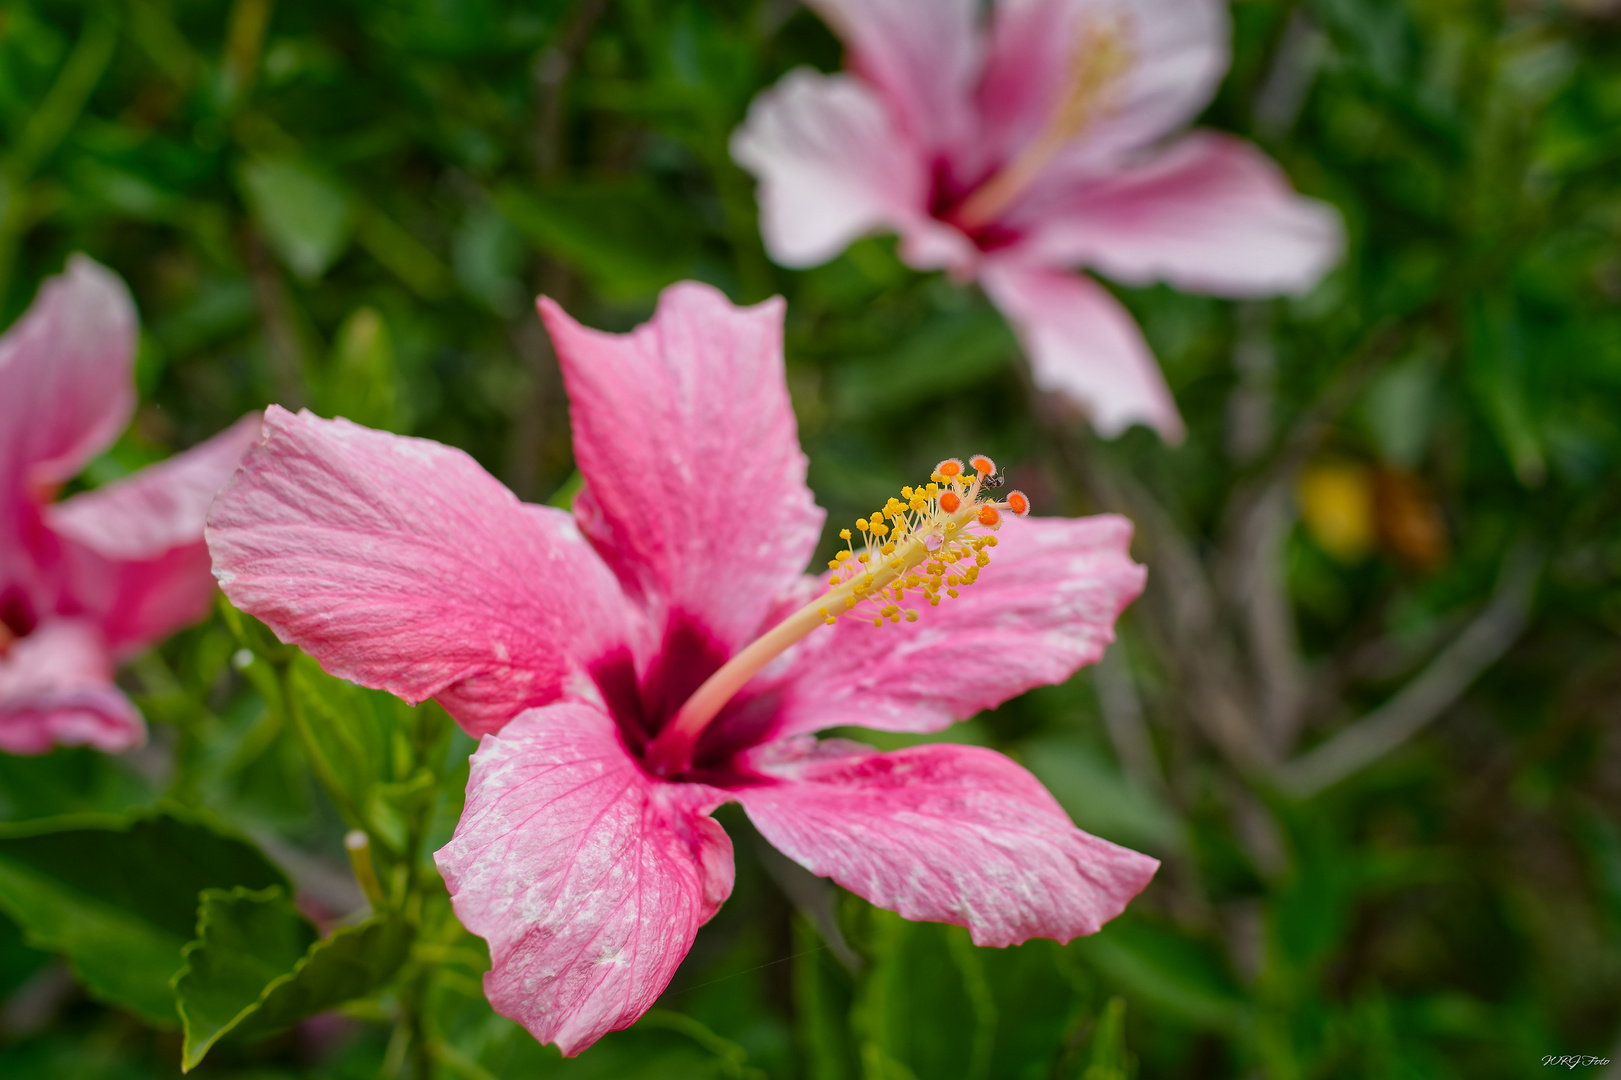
(806, 0, 981, 154)
(0, 256, 137, 495)
(744, 515, 1144, 745)
(539, 284, 823, 653)
(434, 704, 734, 1056)
(0, 619, 144, 755)
(980, 262, 1183, 440)
(735, 737, 1158, 946)
(972, 0, 1229, 184)
(49, 414, 262, 653)
(1014, 132, 1345, 296)
(731, 69, 947, 270)
(206, 406, 634, 738)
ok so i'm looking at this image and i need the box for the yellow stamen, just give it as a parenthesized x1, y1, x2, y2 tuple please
(642, 457, 1033, 777)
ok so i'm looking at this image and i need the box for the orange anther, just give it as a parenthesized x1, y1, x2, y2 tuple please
(937, 458, 964, 478)
(969, 454, 996, 476)
(1006, 490, 1031, 516)
(938, 490, 962, 513)
(977, 505, 1001, 527)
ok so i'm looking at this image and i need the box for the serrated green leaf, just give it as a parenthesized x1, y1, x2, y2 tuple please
(0, 808, 286, 1024)
(172, 886, 315, 1065)
(174, 885, 412, 1070)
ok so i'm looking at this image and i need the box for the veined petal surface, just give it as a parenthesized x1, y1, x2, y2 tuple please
(435, 704, 735, 1056)
(206, 407, 632, 737)
(736, 737, 1158, 946)
(541, 284, 823, 652)
(746, 515, 1144, 744)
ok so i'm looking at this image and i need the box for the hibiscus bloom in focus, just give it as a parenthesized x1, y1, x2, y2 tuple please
(0, 257, 259, 755)
(732, 0, 1344, 440)
(206, 283, 1157, 1055)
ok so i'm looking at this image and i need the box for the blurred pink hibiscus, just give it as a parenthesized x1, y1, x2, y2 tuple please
(732, 0, 1345, 441)
(206, 282, 1157, 1056)
(0, 257, 259, 754)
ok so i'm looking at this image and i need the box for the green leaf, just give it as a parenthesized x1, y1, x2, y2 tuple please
(1019, 736, 1184, 854)
(174, 886, 412, 1070)
(0, 808, 286, 1024)
(791, 915, 857, 1080)
(0, 747, 155, 822)
(493, 180, 696, 301)
(852, 910, 983, 1080)
(237, 156, 354, 280)
(172, 886, 314, 1065)
(1465, 293, 1545, 487)
(285, 654, 452, 859)
(831, 309, 1015, 418)
(1078, 998, 1131, 1080)
(1072, 920, 1246, 1034)
(317, 307, 400, 431)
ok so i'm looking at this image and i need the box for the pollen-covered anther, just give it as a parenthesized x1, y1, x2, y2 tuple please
(817, 453, 1033, 630)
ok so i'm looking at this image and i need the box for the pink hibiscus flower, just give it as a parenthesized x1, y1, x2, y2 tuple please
(731, 0, 1345, 441)
(0, 257, 259, 755)
(206, 282, 1158, 1055)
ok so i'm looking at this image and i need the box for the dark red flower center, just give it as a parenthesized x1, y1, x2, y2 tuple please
(929, 160, 1023, 253)
(0, 587, 36, 655)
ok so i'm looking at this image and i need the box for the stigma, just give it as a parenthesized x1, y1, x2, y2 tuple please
(818, 454, 1030, 629)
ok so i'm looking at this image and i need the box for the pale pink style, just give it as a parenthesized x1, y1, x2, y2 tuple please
(0, 257, 260, 754)
(731, 0, 1345, 440)
(206, 283, 1157, 1056)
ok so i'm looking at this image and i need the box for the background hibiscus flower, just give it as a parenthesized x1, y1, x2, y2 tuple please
(732, 0, 1344, 440)
(0, 258, 257, 754)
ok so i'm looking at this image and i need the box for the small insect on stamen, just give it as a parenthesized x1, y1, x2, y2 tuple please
(1006, 490, 1031, 517)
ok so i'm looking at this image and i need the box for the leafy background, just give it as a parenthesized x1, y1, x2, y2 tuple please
(1, 0, 1620, 1077)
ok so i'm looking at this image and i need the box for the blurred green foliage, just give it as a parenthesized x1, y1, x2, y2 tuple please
(1, 0, 1620, 1077)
